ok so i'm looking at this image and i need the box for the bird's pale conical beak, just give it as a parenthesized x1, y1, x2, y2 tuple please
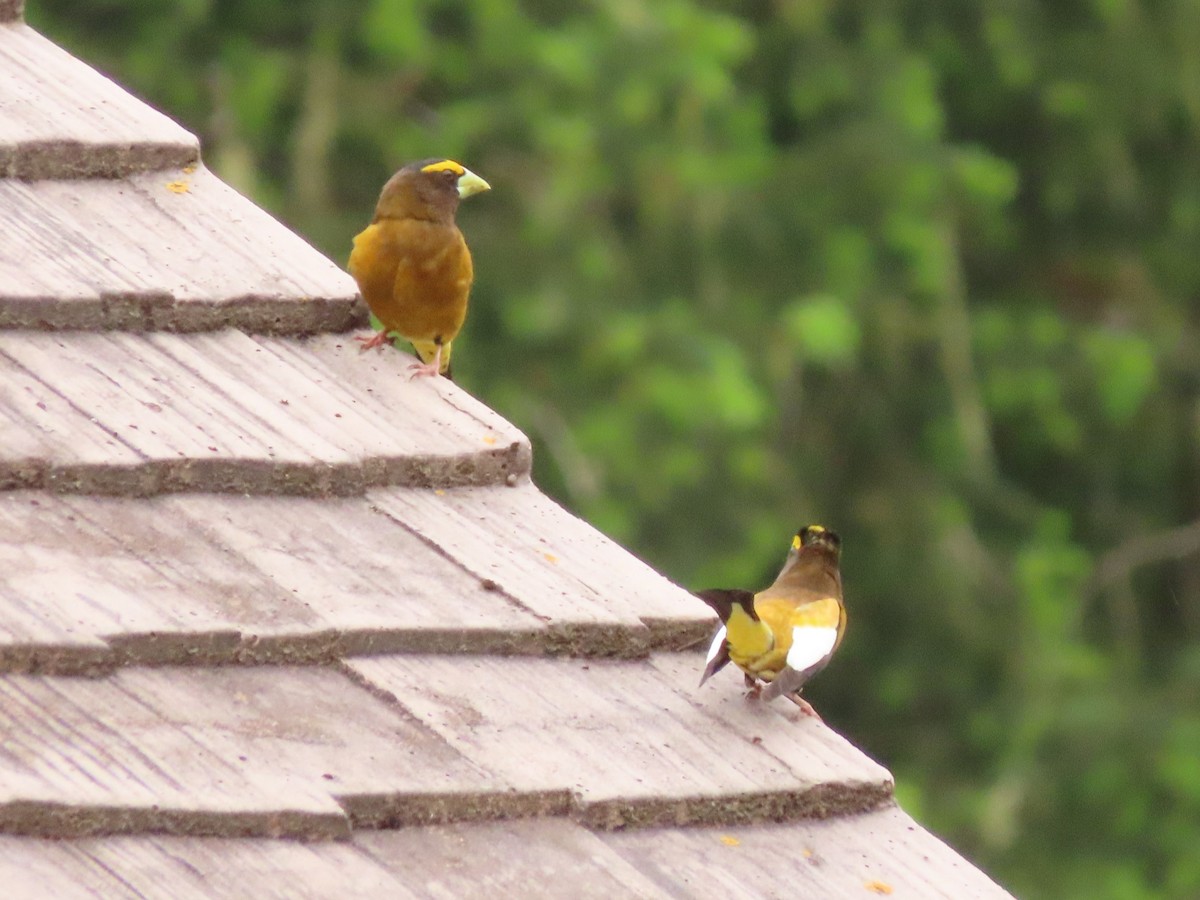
(457, 169, 491, 199)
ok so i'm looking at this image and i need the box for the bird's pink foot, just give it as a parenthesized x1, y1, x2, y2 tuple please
(407, 343, 444, 379)
(356, 331, 390, 352)
(788, 695, 821, 718)
(407, 360, 441, 379)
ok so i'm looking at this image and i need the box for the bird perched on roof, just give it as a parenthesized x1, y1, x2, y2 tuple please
(348, 158, 491, 379)
(696, 525, 845, 717)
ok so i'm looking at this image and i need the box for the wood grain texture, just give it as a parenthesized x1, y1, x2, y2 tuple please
(601, 804, 1014, 899)
(354, 819, 668, 899)
(370, 483, 713, 656)
(0, 332, 531, 496)
(0, 169, 362, 333)
(0, 834, 417, 899)
(356, 811, 1015, 899)
(0, 673, 349, 839)
(0, 24, 197, 178)
(0, 811, 1014, 900)
(0, 490, 553, 672)
(0, 665, 511, 839)
(348, 653, 894, 830)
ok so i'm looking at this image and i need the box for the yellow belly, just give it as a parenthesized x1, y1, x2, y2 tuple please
(725, 604, 787, 682)
(348, 219, 473, 344)
(726, 596, 842, 683)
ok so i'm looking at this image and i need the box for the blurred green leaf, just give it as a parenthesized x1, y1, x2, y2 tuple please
(781, 294, 861, 369)
(1083, 330, 1158, 424)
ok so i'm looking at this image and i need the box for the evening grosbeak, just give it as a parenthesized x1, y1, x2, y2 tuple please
(697, 525, 845, 717)
(348, 159, 490, 378)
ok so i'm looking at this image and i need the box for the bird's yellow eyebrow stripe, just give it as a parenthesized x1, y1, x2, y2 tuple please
(793, 524, 826, 550)
(421, 160, 466, 176)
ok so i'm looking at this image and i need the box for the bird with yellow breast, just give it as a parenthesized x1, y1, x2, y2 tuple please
(697, 525, 846, 717)
(348, 158, 490, 379)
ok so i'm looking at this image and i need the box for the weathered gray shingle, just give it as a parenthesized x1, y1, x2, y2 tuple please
(0, 20, 195, 178)
(0, 171, 359, 330)
(0, 484, 707, 674)
(0, 835, 414, 899)
(0, 332, 529, 494)
(347, 653, 893, 830)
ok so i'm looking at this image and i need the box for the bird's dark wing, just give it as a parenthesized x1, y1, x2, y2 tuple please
(694, 588, 757, 622)
(694, 589, 756, 688)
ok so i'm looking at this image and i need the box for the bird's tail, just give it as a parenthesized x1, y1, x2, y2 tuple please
(699, 624, 731, 686)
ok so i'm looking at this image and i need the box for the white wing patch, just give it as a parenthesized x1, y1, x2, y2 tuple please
(786, 625, 839, 673)
(705, 624, 728, 668)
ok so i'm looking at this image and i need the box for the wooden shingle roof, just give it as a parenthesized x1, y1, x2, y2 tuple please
(0, 3, 1012, 896)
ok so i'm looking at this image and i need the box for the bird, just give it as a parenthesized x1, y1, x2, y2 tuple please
(348, 158, 491, 378)
(696, 525, 845, 717)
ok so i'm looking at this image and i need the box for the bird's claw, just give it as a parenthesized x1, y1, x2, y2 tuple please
(355, 332, 390, 352)
(787, 695, 821, 719)
(406, 342, 445, 379)
(406, 361, 441, 379)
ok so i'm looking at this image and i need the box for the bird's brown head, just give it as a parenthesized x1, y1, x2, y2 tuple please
(792, 525, 841, 559)
(373, 159, 490, 224)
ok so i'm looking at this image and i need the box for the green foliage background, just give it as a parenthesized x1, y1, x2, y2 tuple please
(30, 1, 1200, 895)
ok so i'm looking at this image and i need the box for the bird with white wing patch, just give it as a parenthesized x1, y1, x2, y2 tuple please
(695, 525, 846, 717)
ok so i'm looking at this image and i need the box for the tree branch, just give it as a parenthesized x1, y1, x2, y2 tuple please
(1082, 518, 1200, 603)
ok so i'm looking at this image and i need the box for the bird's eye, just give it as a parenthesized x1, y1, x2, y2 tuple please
(442, 170, 457, 181)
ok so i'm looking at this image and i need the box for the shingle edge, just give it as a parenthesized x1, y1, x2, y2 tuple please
(0, 442, 532, 498)
(0, 295, 366, 335)
(575, 781, 896, 832)
(0, 801, 351, 841)
(0, 140, 200, 180)
(339, 790, 573, 830)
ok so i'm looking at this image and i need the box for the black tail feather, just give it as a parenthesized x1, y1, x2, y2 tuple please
(694, 588, 757, 622)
